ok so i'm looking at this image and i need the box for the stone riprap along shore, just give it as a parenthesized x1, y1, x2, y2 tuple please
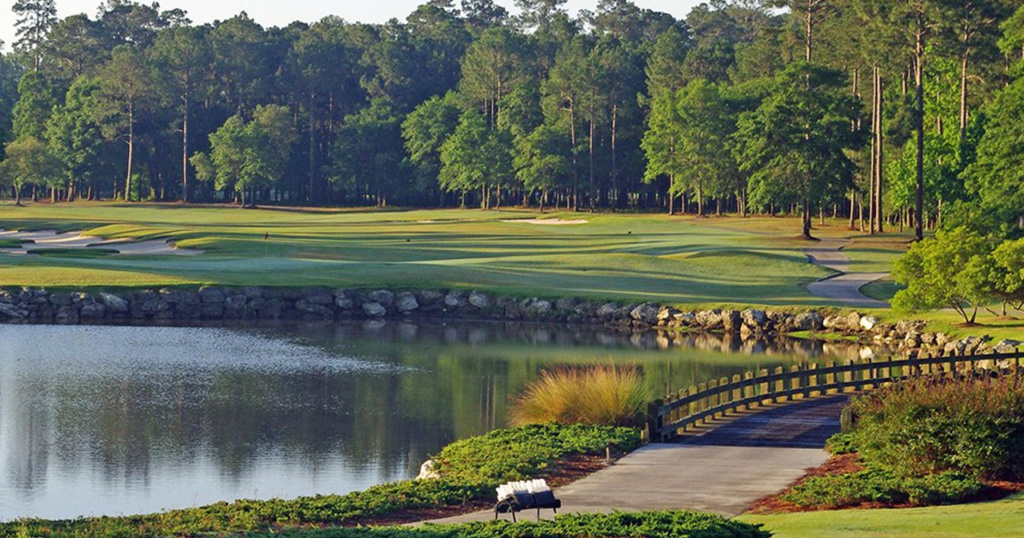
(0, 286, 1018, 356)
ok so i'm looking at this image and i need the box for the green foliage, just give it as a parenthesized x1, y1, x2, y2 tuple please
(198, 104, 297, 205)
(989, 239, 1024, 311)
(403, 92, 463, 183)
(510, 366, 651, 428)
(964, 74, 1024, 234)
(0, 424, 640, 537)
(250, 511, 771, 538)
(0, 136, 60, 203)
(892, 226, 996, 323)
(433, 423, 641, 484)
(825, 432, 857, 455)
(0, 479, 489, 537)
(11, 71, 56, 140)
(849, 376, 1024, 480)
(781, 469, 983, 509)
(734, 62, 865, 236)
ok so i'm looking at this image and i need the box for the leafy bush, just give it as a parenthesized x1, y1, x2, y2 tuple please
(252, 511, 771, 538)
(824, 432, 857, 455)
(0, 480, 489, 537)
(435, 423, 641, 484)
(510, 366, 651, 427)
(849, 376, 1024, 479)
(781, 469, 983, 508)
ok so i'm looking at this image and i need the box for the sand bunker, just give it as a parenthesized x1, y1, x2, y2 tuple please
(502, 218, 588, 225)
(0, 229, 201, 256)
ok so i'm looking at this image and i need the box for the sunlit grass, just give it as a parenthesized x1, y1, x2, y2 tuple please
(510, 365, 652, 427)
(739, 492, 1024, 538)
(0, 202, 905, 307)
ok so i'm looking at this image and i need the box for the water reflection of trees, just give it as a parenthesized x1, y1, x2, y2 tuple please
(1, 321, 884, 506)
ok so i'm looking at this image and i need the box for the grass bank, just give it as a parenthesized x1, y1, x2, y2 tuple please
(739, 492, 1024, 537)
(0, 203, 892, 308)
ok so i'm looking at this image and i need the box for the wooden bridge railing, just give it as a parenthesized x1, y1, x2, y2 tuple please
(647, 348, 1024, 442)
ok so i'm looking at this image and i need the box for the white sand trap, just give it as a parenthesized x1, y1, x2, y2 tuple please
(0, 229, 201, 256)
(502, 218, 588, 225)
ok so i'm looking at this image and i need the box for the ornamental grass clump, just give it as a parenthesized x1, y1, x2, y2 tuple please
(850, 375, 1024, 480)
(510, 365, 652, 428)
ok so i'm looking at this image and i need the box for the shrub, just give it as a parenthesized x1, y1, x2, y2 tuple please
(434, 423, 641, 484)
(824, 432, 857, 455)
(849, 376, 1024, 479)
(251, 511, 772, 538)
(510, 365, 651, 427)
(781, 469, 983, 508)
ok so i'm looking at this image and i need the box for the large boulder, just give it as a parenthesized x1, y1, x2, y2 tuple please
(741, 309, 768, 329)
(468, 291, 492, 309)
(0, 302, 28, 320)
(80, 302, 106, 320)
(395, 292, 419, 313)
(524, 298, 552, 317)
(630, 303, 659, 324)
(334, 290, 356, 310)
(695, 310, 723, 329)
(55, 305, 79, 324)
(362, 301, 387, 318)
(199, 286, 225, 303)
(303, 288, 335, 305)
(367, 289, 395, 308)
(98, 293, 129, 314)
(793, 311, 825, 331)
(444, 291, 467, 309)
(596, 302, 623, 319)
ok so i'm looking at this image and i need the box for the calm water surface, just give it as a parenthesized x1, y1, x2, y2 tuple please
(0, 321, 875, 520)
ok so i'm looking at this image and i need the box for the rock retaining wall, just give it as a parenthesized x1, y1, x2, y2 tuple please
(0, 286, 1018, 356)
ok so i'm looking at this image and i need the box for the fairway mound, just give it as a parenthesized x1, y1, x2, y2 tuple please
(0, 229, 201, 256)
(502, 218, 588, 225)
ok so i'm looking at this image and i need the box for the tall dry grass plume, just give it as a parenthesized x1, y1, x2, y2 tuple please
(510, 365, 651, 427)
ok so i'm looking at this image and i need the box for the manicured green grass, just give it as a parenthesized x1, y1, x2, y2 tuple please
(0, 203, 857, 307)
(28, 248, 119, 258)
(739, 492, 1024, 537)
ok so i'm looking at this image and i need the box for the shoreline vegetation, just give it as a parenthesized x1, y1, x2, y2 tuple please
(0, 424, 652, 537)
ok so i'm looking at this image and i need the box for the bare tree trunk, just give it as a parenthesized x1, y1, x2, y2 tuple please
(125, 102, 135, 202)
(921, 22, 929, 240)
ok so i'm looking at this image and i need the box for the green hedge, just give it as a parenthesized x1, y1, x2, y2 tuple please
(435, 423, 641, 484)
(781, 469, 983, 508)
(849, 376, 1024, 479)
(0, 424, 641, 537)
(253, 511, 771, 538)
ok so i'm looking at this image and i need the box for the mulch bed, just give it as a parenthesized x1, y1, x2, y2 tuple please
(749, 453, 1024, 514)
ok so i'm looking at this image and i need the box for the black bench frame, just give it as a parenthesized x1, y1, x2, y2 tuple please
(494, 490, 561, 521)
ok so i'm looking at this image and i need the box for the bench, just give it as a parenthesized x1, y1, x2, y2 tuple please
(494, 479, 561, 521)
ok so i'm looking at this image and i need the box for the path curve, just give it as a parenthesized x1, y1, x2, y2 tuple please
(420, 396, 847, 524)
(805, 239, 888, 308)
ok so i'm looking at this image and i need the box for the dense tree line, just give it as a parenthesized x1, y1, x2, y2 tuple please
(1, 0, 1023, 238)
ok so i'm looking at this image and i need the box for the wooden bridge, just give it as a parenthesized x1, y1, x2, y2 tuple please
(647, 348, 1024, 443)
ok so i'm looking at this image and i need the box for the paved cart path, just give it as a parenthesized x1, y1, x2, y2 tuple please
(805, 239, 889, 308)
(419, 396, 848, 525)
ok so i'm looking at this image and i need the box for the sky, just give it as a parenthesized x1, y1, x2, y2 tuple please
(2, 0, 704, 52)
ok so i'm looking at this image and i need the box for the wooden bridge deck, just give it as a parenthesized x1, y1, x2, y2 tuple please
(676, 394, 850, 448)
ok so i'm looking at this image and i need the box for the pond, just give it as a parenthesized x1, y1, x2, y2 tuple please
(0, 321, 876, 520)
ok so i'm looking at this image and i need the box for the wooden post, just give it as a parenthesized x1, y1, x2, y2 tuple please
(743, 372, 754, 408)
(788, 365, 799, 402)
(806, 363, 818, 398)
(773, 367, 784, 403)
(732, 374, 742, 410)
(826, 361, 836, 393)
(759, 369, 769, 404)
